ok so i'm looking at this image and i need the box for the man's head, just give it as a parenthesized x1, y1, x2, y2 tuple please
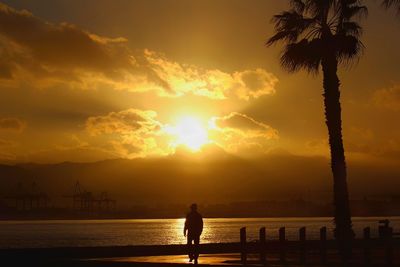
(190, 203, 197, 212)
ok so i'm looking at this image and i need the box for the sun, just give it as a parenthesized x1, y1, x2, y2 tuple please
(165, 116, 209, 151)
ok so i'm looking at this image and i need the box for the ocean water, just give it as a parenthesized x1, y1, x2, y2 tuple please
(0, 217, 399, 248)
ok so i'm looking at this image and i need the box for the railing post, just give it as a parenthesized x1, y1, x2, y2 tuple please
(259, 227, 266, 265)
(363, 227, 371, 266)
(320, 227, 327, 265)
(385, 226, 393, 266)
(240, 227, 247, 265)
(279, 227, 286, 263)
(299, 227, 306, 264)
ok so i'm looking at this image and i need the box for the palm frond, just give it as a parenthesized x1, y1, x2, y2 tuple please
(335, 34, 364, 65)
(382, 0, 400, 14)
(267, 11, 316, 46)
(290, 0, 306, 13)
(382, 0, 400, 8)
(267, 30, 298, 46)
(304, 0, 336, 17)
(280, 38, 323, 73)
(339, 21, 363, 37)
(267, 0, 366, 73)
(341, 4, 368, 20)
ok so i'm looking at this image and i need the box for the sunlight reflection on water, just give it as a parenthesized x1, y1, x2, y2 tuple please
(0, 217, 399, 248)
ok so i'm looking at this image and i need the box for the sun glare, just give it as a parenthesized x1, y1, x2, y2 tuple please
(165, 116, 209, 151)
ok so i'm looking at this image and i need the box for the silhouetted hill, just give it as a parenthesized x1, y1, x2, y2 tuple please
(0, 164, 36, 196)
(0, 151, 399, 208)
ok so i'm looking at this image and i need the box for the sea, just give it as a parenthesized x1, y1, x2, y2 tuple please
(0, 217, 399, 249)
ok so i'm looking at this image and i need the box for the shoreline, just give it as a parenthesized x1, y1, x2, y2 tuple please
(0, 215, 399, 222)
(2, 243, 399, 267)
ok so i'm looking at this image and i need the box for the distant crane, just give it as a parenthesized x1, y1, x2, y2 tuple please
(96, 191, 117, 211)
(4, 181, 50, 210)
(64, 181, 116, 212)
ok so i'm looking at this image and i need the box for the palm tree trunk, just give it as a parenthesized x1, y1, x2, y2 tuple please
(321, 54, 354, 245)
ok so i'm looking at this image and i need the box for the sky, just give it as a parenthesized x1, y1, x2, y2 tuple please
(0, 0, 399, 167)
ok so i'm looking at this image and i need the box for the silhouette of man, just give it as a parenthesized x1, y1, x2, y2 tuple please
(184, 203, 203, 264)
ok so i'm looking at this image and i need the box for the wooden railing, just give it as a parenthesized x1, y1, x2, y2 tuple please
(238, 225, 399, 265)
(1, 225, 399, 265)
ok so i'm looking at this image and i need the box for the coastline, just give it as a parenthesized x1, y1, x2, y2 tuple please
(0, 214, 399, 221)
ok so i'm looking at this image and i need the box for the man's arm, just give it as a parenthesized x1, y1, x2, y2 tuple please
(200, 216, 203, 235)
(183, 217, 188, 237)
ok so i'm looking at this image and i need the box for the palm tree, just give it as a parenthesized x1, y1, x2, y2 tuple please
(267, 0, 367, 246)
(382, 0, 400, 14)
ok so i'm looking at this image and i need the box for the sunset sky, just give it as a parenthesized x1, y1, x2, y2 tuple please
(0, 0, 399, 167)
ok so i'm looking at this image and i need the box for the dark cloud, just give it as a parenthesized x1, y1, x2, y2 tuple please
(0, 138, 15, 147)
(0, 2, 141, 91)
(0, 117, 25, 131)
(0, 57, 13, 79)
(0, 3, 132, 73)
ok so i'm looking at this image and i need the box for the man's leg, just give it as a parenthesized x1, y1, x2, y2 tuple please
(187, 236, 194, 261)
(193, 236, 200, 264)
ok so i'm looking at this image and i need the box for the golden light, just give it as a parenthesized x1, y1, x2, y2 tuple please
(165, 116, 209, 151)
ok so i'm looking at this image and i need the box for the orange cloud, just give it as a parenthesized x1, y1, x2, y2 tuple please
(212, 112, 278, 137)
(143, 50, 278, 100)
(84, 109, 279, 157)
(86, 109, 160, 136)
(85, 109, 166, 158)
(0, 3, 278, 100)
(373, 85, 400, 111)
(210, 112, 278, 154)
(233, 69, 277, 100)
